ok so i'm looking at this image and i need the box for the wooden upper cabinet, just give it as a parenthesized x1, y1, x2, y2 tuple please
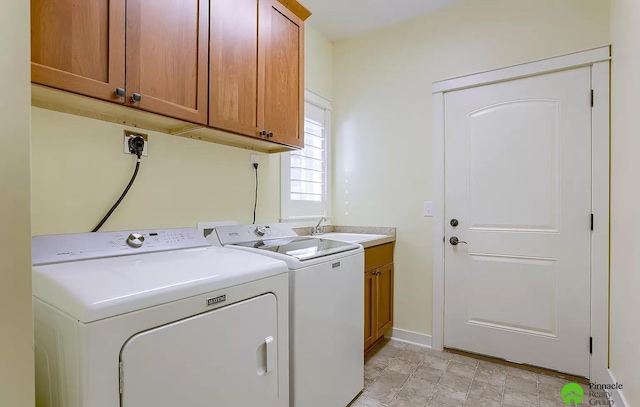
(210, 0, 305, 145)
(31, 0, 126, 103)
(31, 0, 309, 150)
(260, 0, 304, 147)
(126, 0, 209, 124)
(209, 0, 260, 137)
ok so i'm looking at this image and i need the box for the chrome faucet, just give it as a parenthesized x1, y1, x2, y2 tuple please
(312, 217, 326, 235)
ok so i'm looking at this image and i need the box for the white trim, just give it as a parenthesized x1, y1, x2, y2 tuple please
(305, 89, 332, 110)
(590, 61, 611, 385)
(433, 46, 610, 93)
(432, 47, 611, 377)
(607, 370, 629, 407)
(432, 92, 445, 351)
(386, 329, 433, 348)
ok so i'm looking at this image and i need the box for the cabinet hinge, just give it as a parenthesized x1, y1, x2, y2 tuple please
(591, 214, 594, 231)
(119, 361, 124, 394)
(591, 89, 594, 107)
(590, 337, 593, 354)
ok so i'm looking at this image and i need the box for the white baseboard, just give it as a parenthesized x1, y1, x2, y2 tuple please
(386, 328, 433, 348)
(607, 370, 629, 407)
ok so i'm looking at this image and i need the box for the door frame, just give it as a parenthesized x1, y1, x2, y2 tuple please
(431, 46, 611, 382)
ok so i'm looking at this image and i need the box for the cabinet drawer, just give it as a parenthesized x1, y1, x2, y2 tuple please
(365, 243, 394, 271)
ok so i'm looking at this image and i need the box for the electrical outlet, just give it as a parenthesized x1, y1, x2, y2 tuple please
(250, 154, 259, 167)
(123, 130, 149, 157)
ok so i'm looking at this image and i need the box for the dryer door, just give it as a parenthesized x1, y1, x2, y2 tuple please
(120, 294, 279, 407)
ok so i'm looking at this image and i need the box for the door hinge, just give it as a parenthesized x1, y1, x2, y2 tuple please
(119, 361, 124, 394)
(591, 214, 594, 231)
(590, 337, 593, 354)
(591, 89, 594, 107)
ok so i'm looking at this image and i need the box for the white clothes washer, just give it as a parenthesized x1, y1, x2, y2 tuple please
(32, 228, 289, 407)
(213, 223, 365, 407)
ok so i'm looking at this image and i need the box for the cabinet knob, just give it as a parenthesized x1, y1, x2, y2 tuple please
(259, 130, 267, 137)
(130, 93, 142, 103)
(115, 88, 126, 98)
(268, 132, 274, 138)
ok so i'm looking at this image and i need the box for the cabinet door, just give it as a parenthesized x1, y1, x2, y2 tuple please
(376, 263, 394, 338)
(260, 0, 304, 147)
(209, 0, 261, 137)
(31, 0, 126, 102)
(126, 0, 209, 124)
(121, 294, 280, 407)
(364, 269, 377, 351)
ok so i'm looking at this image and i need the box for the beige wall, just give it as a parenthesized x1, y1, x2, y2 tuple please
(31, 108, 282, 234)
(610, 1, 639, 405)
(31, 25, 334, 235)
(332, 0, 610, 336)
(0, 1, 35, 406)
(305, 25, 334, 101)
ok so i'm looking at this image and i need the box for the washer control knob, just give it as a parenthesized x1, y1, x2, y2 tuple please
(254, 227, 267, 236)
(127, 233, 145, 248)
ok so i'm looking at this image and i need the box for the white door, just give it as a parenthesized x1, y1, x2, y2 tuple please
(120, 294, 280, 407)
(443, 67, 592, 377)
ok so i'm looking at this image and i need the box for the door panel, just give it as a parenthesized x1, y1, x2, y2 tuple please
(364, 270, 377, 350)
(260, 0, 303, 147)
(376, 264, 394, 337)
(444, 67, 592, 377)
(126, 0, 209, 124)
(31, 0, 125, 102)
(467, 254, 559, 336)
(468, 100, 559, 231)
(209, 0, 260, 137)
(121, 294, 279, 407)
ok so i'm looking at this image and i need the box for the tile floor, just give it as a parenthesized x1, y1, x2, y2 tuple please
(353, 339, 607, 407)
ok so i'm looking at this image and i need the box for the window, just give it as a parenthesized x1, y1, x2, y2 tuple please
(281, 90, 331, 223)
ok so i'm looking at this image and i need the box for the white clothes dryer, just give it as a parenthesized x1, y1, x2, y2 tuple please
(32, 228, 289, 407)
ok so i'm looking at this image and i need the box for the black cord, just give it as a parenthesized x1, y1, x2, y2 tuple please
(92, 158, 142, 232)
(253, 163, 259, 224)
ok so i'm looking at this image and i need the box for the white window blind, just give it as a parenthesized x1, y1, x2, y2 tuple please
(281, 92, 331, 222)
(290, 103, 326, 202)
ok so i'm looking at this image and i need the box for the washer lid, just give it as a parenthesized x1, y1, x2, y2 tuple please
(33, 246, 288, 323)
(233, 236, 360, 261)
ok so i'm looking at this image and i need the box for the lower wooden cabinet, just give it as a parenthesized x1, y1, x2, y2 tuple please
(375, 263, 394, 338)
(364, 269, 377, 350)
(364, 243, 394, 352)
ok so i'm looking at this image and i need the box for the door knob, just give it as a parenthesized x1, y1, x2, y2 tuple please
(130, 93, 142, 103)
(450, 219, 459, 227)
(449, 237, 467, 246)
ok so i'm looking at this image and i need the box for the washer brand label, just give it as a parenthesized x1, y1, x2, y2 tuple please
(332, 262, 341, 268)
(206, 295, 226, 307)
